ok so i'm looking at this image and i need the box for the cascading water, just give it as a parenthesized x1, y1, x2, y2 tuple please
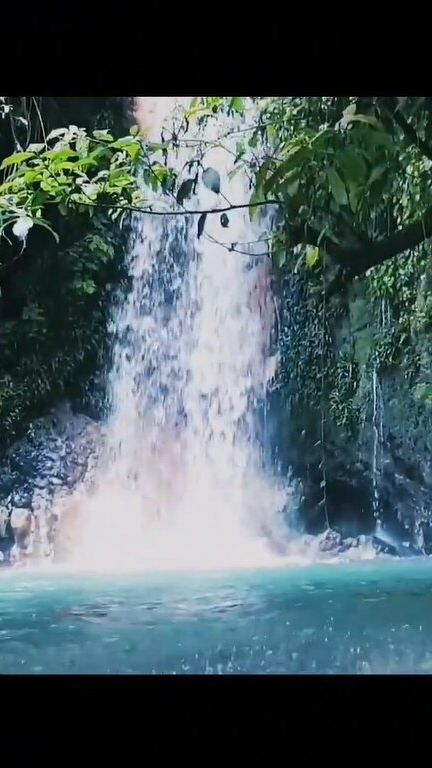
(372, 298, 388, 534)
(61, 97, 295, 572)
(372, 365, 384, 532)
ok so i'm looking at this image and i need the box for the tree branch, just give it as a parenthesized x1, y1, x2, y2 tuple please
(349, 204, 432, 275)
(35, 192, 432, 285)
(378, 97, 432, 164)
(290, 207, 432, 280)
(62, 199, 282, 217)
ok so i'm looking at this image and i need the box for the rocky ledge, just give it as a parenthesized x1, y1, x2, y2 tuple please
(317, 527, 423, 558)
(0, 403, 103, 565)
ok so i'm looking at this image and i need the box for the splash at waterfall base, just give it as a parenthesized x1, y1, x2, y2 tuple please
(50, 98, 298, 572)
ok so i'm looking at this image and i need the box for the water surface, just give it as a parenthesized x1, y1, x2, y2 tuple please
(1, 559, 432, 673)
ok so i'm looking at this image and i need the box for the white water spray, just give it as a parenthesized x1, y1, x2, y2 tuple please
(57, 98, 300, 571)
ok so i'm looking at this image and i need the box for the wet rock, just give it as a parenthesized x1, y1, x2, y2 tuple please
(34, 477, 50, 490)
(371, 536, 399, 557)
(397, 540, 423, 557)
(318, 528, 342, 552)
(0, 507, 8, 538)
(11, 489, 32, 509)
(337, 536, 359, 553)
(0, 402, 103, 565)
(9, 452, 34, 475)
(0, 471, 18, 498)
(343, 536, 359, 548)
(45, 450, 62, 462)
(0, 536, 11, 557)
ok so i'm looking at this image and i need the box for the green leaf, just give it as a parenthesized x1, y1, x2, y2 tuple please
(1, 152, 34, 169)
(197, 213, 207, 238)
(176, 179, 194, 206)
(54, 161, 77, 171)
(44, 149, 78, 162)
(248, 189, 263, 221)
(369, 165, 387, 184)
(267, 124, 278, 145)
(92, 130, 114, 142)
(348, 114, 381, 128)
(76, 136, 90, 155)
(76, 147, 111, 169)
(81, 183, 100, 198)
(82, 280, 96, 294)
(305, 246, 320, 268)
(46, 128, 68, 141)
(366, 131, 395, 151)
(343, 104, 357, 118)
(148, 142, 168, 153)
(123, 143, 141, 161)
(263, 146, 310, 194)
(27, 143, 45, 153)
(276, 251, 287, 269)
(249, 131, 259, 149)
(326, 167, 348, 206)
(230, 97, 245, 114)
(310, 128, 336, 150)
(284, 170, 300, 197)
(202, 167, 220, 194)
(111, 136, 136, 149)
(348, 183, 362, 213)
(337, 149, 366, 184)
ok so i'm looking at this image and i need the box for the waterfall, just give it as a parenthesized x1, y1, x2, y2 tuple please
(372, 364, 384, 531)
(372, 298, 387, 533)
(60, 97, 295, 572)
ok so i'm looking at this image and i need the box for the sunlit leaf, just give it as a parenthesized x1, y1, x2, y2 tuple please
(46, 127, 68, 141)
(326, 167, 348, 206)
(1, 152, 34, 169)
(230, 97, 245, 114)
(27, 143, 45, 153)
(305, 246, 320, 268)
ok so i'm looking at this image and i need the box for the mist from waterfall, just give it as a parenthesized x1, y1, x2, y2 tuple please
(62, 97, 297, 572)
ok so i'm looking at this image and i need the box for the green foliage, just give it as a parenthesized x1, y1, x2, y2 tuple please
(177, 96, 432, 449)
(0, 123, 146, 246)
(328, 357, 361, 429)
(0, 211, 120, 442)
(3, 94, 432, 454)
(0, 98, 134, 445)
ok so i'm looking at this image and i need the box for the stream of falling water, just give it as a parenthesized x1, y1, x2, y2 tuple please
(372, 298, 388, 534)
(60, 97, 298, 572)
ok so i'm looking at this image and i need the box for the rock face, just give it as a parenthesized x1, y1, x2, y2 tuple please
(275, 266, 432, 554)
(0, 402, 103, 565)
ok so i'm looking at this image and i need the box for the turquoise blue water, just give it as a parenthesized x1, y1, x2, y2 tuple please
(1, 559, 432, 673)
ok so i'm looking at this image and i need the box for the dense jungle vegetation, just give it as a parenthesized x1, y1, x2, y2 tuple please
(2, 96, 432, 534)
